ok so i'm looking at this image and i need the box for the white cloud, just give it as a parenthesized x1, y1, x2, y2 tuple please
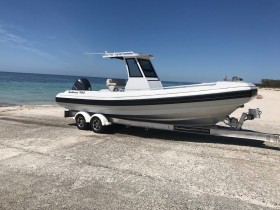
(0, 25, 27, 44)
(0, 24, 57, 60)
(10, 45, 57, 60)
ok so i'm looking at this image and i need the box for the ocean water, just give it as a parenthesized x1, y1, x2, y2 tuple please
(0, 71, 191, 106)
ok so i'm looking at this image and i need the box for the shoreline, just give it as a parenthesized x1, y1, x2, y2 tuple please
(0, 103, 18, 107)
(0, 101, 57, 107)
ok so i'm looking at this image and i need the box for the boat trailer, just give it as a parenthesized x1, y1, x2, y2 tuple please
(65, 108, 280, 143)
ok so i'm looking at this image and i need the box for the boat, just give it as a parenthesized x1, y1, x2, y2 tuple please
(55, 52, 257, 126)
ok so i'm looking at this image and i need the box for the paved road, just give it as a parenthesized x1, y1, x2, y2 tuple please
(0, 106, 279, 209)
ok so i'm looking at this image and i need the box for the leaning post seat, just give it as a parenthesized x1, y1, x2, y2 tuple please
(106, 79, 126, 91)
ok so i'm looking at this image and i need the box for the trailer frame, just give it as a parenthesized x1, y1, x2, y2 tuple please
(65, 109, 280, 143)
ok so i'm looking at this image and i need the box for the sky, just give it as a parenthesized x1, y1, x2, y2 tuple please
(0, 0, 279, 83)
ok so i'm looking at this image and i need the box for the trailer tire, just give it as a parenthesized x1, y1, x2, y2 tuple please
(91, 116, 105, 133)
(75, 114, 88, 130)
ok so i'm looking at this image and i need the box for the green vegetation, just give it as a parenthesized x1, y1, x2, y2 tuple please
(258, 79, 280, 88)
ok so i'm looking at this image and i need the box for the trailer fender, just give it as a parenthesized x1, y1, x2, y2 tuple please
(91, 114, 111, 126)
(74, 111, 91, 123)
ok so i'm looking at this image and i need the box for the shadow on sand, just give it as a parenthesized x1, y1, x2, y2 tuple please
(69, 123, 280, 151)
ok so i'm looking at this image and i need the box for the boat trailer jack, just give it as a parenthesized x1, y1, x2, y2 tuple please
(224, 108, 262, 130)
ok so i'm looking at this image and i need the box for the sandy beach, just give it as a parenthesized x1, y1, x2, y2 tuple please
(230, 88, 280, 135)
(0, 88, 279, 209)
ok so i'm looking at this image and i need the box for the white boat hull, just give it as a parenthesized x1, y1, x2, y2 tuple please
(57, 98, 250, 126)
(56, 82, 257, 126)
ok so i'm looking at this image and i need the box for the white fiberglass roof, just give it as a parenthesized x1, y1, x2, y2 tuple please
(102, 51, 153, 60)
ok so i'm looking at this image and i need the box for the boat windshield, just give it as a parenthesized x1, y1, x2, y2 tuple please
(126, 58, 143, 77)
(138, 59, 158, 78)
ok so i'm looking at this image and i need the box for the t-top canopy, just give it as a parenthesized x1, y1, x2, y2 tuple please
(103, 51, 153, 60)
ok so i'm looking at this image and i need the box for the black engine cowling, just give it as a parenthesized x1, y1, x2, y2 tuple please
(72, 78, 92, 90)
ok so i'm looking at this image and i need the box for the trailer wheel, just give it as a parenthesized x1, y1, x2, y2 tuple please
(75, 114, 88, 130)
(91, 116, 105, 133)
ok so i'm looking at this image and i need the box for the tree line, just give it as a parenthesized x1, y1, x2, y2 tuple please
(259, 79, 280, 88)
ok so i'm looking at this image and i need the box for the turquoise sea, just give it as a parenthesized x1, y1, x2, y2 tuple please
(0, 71, 191, 106)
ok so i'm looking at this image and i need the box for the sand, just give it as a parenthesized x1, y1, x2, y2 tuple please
(0, 88, 279, 209)
(230, 88, 280, 134)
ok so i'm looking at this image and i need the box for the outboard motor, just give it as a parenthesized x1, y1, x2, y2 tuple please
(72, 78, 92, 90)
